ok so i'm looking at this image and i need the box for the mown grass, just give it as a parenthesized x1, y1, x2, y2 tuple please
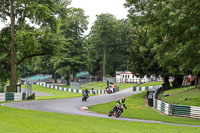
(137, 82, 163, 87)
(58, 82, 136, 90)
(160, 86, 200, 106)
(88, 92, 200, 125)
(0, 104, 199, 133)
(22, 85, 82, 100)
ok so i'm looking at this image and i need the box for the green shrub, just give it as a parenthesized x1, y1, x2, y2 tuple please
(0, 84, 5, 92)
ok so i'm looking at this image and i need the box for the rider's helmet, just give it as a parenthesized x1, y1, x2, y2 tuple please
(85, 89, 89, 93)
(122, 98, 126, 103)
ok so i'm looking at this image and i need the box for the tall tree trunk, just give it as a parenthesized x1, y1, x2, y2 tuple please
(10, 0, 17, 86)
(198, 76, 200, 89)
(163, 76, 170, 90)
(73, 70, 77, 81)
(53, 73, 57, 83)
(103, 48, 106, 81)
(66, 71, 70, 85)
(195, 75, 198, 88)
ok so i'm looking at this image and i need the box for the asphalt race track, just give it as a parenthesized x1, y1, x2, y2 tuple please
(3, 88, 200, 127)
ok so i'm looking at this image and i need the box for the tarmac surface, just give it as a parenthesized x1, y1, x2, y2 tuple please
(3, 87, 200, 127)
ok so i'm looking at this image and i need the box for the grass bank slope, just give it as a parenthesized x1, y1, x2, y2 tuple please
(59, 82, 136, 90)
(23, 85, 82, 100)
(160, 86, 200, 106)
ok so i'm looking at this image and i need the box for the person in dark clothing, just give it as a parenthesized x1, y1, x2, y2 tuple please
(84, 89, 89, 98)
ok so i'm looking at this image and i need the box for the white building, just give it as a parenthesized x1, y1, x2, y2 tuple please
(115, 71, 163, 83)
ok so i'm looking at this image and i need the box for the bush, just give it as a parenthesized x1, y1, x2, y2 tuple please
(0, 84, 5, 92)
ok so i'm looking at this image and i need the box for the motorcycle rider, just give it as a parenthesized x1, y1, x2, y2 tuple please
(82, 89, 89, 101)
(114, 98, 127, 111)
(83, 89, 89, 98)
(116, 98, 126, 105)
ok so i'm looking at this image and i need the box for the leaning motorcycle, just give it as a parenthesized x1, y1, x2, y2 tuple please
(82, 91, 88, 101)
(108, 104, 127, 118)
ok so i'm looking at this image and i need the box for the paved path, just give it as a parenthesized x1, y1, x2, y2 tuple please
(3, 88, 200, 127)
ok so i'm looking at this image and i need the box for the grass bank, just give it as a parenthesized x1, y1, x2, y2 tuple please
(0, 104, 199, 133)
(23, 85, 82, 100)
(137, 82, 163, 87)
(88, 92, 200, 125)
(160, 86, 200, 106)
(58, 82, 136, 90)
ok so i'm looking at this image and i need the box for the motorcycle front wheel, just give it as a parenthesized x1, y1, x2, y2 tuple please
(116, 110, 121, 118)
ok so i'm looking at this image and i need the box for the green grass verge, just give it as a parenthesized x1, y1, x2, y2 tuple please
(137, 82, 163, 87)
(57, 84, 70, 88)
(117, 83, 137, 90)
(23, 85, 82, 100)
(58, 82, 137, 90)
(0, 104, 199, 133)
(160, 86, 200, 106)
(88, 92, 200, 125)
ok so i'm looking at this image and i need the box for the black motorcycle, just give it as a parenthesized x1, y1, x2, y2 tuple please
(82, 91, 89, 101)
(108, 104, 127, 118)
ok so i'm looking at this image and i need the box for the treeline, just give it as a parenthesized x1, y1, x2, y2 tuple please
(0, 0, 199, 89)
(0, 0, 132, 86)
(125, 0, 200, 89)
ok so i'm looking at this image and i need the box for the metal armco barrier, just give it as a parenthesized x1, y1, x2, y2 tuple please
(172, 104, 200, 119)
(154, 99, 171, 115)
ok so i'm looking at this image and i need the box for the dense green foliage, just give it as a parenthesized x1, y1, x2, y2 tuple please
(0, 0, 71, 85)
(0, 0, 90, 84)
(1, 0, 199, 89)
(87, 14, 132, 77)
(125, 0, 200, 88)
(52, 8, 88, 82)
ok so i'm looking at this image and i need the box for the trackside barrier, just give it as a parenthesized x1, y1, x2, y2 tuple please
(0, 92, 26, 101)
(36, 82, 107, 94)
(154, 99, 171, 115)
(171, 104, 200, 119)
(133, 85, 200, 119)
(133, 85, 162, 91)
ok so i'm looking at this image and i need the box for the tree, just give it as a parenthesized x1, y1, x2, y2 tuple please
(110, 19, 132, 73)
(0, 27, 10, 85)
(0, 0, 70, 86)
(88, 14, 133, 78)
(52, 8, 89, 82)
(88, 13, 119, 78)
(125, 0, 200, 89)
